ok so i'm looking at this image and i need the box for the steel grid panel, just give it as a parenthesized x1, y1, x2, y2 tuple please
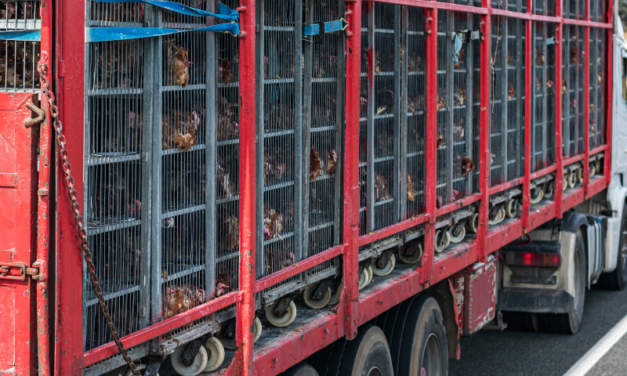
(506, 0, 528, 14)
(0, 0, 41, 92)
(530, 21, 556, 173)
(255, 0, 304, 302)
(562, 25, 586, 157)
(359, 2, 401, 236)
(534, 0, 556, 16)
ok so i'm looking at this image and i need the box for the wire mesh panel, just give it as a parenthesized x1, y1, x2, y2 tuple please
(563, 0, 585, 19)
(531, 22, 556, 172)
(562, 25, 585, 157)
(506, 0, 528, 13)
(256, 0, 303, 300)
(302, 0, 344, 280)
(591, 28, 606, 149)
(215, 0, 241, 309)
(437, 12, 481, 204)
(590, 0, 607, 22)
(0, 0, 41, 91)
(83, 3, 149, 351)
(403, 6, 426, 219)
(534, 0, 556, 16)
(359, 3, 401, 235)
(359, 7, 368, 235)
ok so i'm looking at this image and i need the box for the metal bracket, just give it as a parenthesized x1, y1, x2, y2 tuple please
(0, 262, 40, 281)
(24, 102, 45, 127)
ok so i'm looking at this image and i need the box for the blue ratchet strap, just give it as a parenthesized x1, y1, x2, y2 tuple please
(92, 0, 239, 21)
(303, 18, 348, 43)
(452, 32, 464, 65)
(87, 23, 239, 42)
(0, 30, 41, 41)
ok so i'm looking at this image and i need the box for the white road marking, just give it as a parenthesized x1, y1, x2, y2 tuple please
(563, 314, 627, 376)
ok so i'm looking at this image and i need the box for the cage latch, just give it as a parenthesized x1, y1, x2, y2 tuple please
(0, 262, 40, 282)
(24, 102, 45, 128)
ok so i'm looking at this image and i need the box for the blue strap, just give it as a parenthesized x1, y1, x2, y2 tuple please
(92, 0, 238, 21)
(303, 19, 347, 36)
(0, 30, 41, 41)
(87, 23, 239, 42)
(452, 32, 464, 65)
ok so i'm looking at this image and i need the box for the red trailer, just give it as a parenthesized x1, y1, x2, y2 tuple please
(0, 0, 623, 374)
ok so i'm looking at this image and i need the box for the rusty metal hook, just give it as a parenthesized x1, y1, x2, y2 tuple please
(24, 102, 45, 127)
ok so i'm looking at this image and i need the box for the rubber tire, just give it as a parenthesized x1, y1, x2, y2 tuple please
(254, 317, 263, 342)
(282, 363, 319, 376)
(203, 337, 226, 372)
(302, 282, 332, 309)
(502, 311, 538, 332)
(171, 343, 209, 376)
(399, 240, 423, 264)
(328, 282, 343, 306)
(506, 199, 518, 218)
(449, 226, 466, 244)
(397, 296, 449, 376)
(265, 301, 297, 328)
(124, 364, 160, 376)
(467, 213, 479, 234)
(332, 324, 394, 376)
(373, 254, 396, 277)
(434, 230, 451, 253)
(597, 203, 627, 290)
(366, 266, 374, 285)
(530, 188, 544, 204)
(537, 232, 586, 334)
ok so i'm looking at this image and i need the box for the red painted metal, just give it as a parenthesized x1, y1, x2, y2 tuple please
(0, 94, 38, 376)
(343, 0, 362, 341)
(522, 19, 532, 230)
(436, 194, 482, 218)
(562, 19, 612, 28)
(477, 14, 490, 260)
(529, 164, 557, 180)
(489, 179, 523, 196)
(604, 1, 614, 187)
(583, 26, 591, 198)
(83, 292, 238, 367)
(563, 154, 585, 166)
(54, 0, 86, 373)
(590, 144, 608, 156)
(555, 22, 564, 218)
(424, 7, 438, 282)
(234, 0, 257, 373)
(366, 0, 489, 14)
(453, 256, 497, 335)
(255, 246, 343, 292)
(359, 215, 430, 247)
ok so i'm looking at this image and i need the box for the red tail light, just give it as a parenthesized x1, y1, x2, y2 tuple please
(505, 252, 562, 267)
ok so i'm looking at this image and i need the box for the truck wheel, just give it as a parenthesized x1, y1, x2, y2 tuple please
(597, 203, 627, 290)
(537, 233, 586, 334)
(282, 363, 319, 376)
(333, 324, 394, 376)
(303, 282, 332, 309)
(397, 296, 449, 376)
(203, 337, 226, 372)
(265, 301, 297, 328)
(373, 254, 396, 277)
(171, 343, 209, 376)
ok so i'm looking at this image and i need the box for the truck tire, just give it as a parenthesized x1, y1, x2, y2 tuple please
(597, 203, 627, 290)
(537, 233, 586, 334)
(397, 295, 449, 376)
(328, 324, 394, 376)
(282, 363, 319, 376)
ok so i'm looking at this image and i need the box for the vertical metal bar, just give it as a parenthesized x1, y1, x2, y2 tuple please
(555, 23, 564, 216)
(255, 0, 265, 287)
(393, 6, 401, 223)
(400, 6, 409, 220)
(501, 17, 508, 183)
(334, 2, 347, 246)
(294, 0, 304, 265)
(445, 12, 454, 203)
(541, 24, 548, 168)
(82, 7, 91, 349)
(604, 1, 613, 185)
(466, 14, 474, 195)
(583, 26, 590, 190)
(343, 0, 362, 341)
(366, 4, 375, 232)
(235, 0, 257, 371)
(563, 26, 570, 158)
(478, 14, 491, 260)
(303, 0, 314, 263)
(515, 18, 523, 178)
(150, 5, 163, 333)
(206, 0, 217, 303)
(424, 7, 437, 280)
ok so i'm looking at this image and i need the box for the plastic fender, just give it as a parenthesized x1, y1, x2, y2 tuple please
(605, 175, 627, 271)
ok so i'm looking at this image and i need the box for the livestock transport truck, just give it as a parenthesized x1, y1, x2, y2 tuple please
(2, 0, 627, 374)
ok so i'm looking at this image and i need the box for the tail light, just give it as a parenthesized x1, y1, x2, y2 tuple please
(505, 252, 562, 268)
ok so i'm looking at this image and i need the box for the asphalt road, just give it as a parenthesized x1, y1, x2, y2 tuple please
(449, 285, 627, 376)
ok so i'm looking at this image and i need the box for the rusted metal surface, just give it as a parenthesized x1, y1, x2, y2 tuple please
(453, 255, 497, 335)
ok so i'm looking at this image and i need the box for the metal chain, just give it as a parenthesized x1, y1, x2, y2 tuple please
(37, 62, 142, 376)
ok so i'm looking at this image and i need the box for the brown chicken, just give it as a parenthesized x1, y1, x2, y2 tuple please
(217, 164, 236, 198)
(327, 150, 338, 175)
(461, 156, 475, 177)
(437, 97, 445, 113)
(0, 65, 22, 87)
(375, 51, 381, 74)
(507, 51, 515, 66)
(173, 126, 197, 152)
(220, 58, 231, 83)
(507, 83, 516, 100)
(407, 174, 417, 202)
(437, 134, 445, 149)
(571, 46, 577, 63)
(536, 50, 545, 66)
(263, 208, 284, 240)
(216, 274, 230, 297)
(162, 110, 200, 150)
(453, 87, 466, 107)
(163, 288, 190, 319)
(170, 42, 189, 87)
(374, 172, 391, 202)
(562, 79, 567, 94)
(590, 103, 595, 112)
(598, 71, 602, 85)
(455, 48, 465, 69)
(225, 216, 239, 250)
(266, 248, 296, 275)
(310, 146, 323, 182)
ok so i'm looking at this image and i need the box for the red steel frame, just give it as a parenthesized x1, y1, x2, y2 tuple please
(49, 0, 615, 374)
